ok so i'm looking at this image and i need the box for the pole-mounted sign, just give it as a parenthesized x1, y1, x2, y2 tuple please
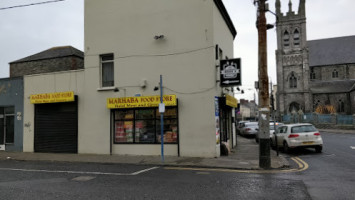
(220, 58, 241, 87)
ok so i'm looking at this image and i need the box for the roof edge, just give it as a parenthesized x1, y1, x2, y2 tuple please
(213, 0, 237, 39)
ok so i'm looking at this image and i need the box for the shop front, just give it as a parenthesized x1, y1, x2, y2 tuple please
(107, 95, 179, 156)
(219, 94, 238, 151)
(30, 91, 78, 153)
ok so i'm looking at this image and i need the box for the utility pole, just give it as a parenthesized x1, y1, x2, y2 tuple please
(256, 0, 270, 169)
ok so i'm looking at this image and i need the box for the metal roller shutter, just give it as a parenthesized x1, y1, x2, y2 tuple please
(34, 100, 78, 153)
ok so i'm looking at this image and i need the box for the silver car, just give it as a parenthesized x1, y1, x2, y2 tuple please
(255, 122, 284, 143)
(240, 122, 259, 138)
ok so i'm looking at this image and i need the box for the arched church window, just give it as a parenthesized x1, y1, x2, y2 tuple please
(338, 100, 345, 112)
(293, 29, 300, 47)
(283, 30, 290, 48)
(310, 68, 316, 80)
(289, 72, 297, 88)
(332, 69, 338, 78)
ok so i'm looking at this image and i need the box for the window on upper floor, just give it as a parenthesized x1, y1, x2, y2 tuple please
(310, 68, 316, 80)
(293, 29, 300, 47)
(289, 72, 297, 88)
(332, 69, 339, 78)
(283, 30, 290, 48)
(100, 54, 114, 87)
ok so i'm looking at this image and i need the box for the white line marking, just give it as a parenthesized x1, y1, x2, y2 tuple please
(131, 167, 159, 175)
(350, 146, 355, 150)
(0, 166, 159, 176)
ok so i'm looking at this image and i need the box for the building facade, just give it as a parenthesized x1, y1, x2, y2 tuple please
(275, 0, 355, 116)
(22, 0, 238, 158)
(0, 46, 83, 152)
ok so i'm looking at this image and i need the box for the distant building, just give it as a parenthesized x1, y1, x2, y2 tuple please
(10, 46, 84, 77)
(275, 0, 355, 116)
(0, 46, 83, 152)
(237, 99, 258, 121)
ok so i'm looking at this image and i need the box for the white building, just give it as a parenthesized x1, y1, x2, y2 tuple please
(23, 0, 237, 158)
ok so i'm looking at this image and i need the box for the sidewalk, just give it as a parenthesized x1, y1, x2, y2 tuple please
(0, 136, 289, 170)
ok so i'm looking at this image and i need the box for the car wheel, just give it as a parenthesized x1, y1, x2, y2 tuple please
(315, 146, 322, 153)
(255, 137, 259, 143)
(283, 141, 290, 153)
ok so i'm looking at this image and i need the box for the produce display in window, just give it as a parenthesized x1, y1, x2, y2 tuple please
(156, 119, 178, 143)
(135, 120, 155, 143)
(114, 107, 178, 144)
(114, 120, 133, 143)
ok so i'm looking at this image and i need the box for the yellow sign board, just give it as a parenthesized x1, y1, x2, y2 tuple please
(107, 95, 177, 109)
(226, 94, 238, 108)
(30, 91, 75, 104)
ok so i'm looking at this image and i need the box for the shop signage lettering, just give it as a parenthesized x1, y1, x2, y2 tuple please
(107, 95, 177, 109)
(225, 94, 238, 108)
(30, 91, 74, 104)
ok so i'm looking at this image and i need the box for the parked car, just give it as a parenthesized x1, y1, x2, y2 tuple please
(255, 122, 284, 143)
(236, 121, 249, 135)
(240, 122, 259, 138)
(271, 123, 323, 153)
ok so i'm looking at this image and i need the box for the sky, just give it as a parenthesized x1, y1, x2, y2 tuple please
(1, 0, 355, 101)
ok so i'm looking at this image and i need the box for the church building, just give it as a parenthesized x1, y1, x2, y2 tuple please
(275, 0, 355, 116)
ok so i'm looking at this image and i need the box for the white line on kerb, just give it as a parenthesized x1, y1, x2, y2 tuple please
(0, 166, 159, 176)
(350, 146, 355, 150)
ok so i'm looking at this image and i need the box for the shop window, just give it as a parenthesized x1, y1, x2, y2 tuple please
(100, 54, 114, 87)
(113, 107, 178, 144)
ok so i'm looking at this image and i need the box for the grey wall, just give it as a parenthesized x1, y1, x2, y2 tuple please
(0, 77, 24, 152)
(10, 56, 84, 77)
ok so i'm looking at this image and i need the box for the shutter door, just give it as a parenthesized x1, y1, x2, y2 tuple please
(34, 100, 78, 153)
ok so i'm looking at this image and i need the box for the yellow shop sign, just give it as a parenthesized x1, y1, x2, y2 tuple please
(226, 94, 238, 108)
(30, 91, 75, 104)
(107, 95, 177, 109)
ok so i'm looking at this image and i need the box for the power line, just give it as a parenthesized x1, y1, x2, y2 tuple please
(0, 0, 65, 10)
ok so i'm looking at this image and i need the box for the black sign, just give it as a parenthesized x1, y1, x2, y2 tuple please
(220, 58, 241, 87)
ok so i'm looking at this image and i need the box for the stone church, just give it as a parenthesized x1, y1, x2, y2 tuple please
(275, 0, 355, 117)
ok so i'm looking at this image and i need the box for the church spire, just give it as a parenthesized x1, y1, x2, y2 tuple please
(288, 0, 293, 13)
(298, 0, 306, 16)
(276, 0, 281, 16)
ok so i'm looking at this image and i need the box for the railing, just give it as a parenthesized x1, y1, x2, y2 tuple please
(337, 115, 353, 125)
(280, 113, 354, 128)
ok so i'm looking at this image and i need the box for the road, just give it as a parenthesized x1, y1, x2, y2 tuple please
(0, 131, 353, 200)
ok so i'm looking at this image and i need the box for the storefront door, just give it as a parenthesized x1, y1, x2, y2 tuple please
(0, 107, 15, 151)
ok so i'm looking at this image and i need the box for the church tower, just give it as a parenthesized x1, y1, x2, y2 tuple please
(275, 0, 311, 116)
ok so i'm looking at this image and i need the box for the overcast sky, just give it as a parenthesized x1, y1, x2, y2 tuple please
(1, 0, 354, 100)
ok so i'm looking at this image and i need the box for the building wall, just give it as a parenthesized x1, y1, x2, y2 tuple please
(23, 70, 85, 152)
(82, 0, 234, 157)
(0, 77, 24, 152)
(10, 57, 84, 77)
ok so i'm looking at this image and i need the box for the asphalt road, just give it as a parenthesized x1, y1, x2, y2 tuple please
(0, 131, 353, 200)
(279, 131, 355, 200)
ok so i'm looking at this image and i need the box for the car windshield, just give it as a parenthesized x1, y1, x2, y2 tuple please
(291, 125, 317, 133)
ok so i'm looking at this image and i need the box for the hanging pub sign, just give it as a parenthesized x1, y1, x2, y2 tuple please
(220, 58, 241, 87)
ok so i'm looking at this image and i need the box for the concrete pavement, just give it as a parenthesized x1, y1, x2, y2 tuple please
(0, 136, 289, 170)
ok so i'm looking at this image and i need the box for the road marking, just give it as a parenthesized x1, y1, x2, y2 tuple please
(164, 157, 309, 174)
(351, 146, 355, 150)
(0, 166, 159, 176)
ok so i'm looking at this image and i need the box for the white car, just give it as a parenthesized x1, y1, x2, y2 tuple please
(271, 123, 323, 153)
